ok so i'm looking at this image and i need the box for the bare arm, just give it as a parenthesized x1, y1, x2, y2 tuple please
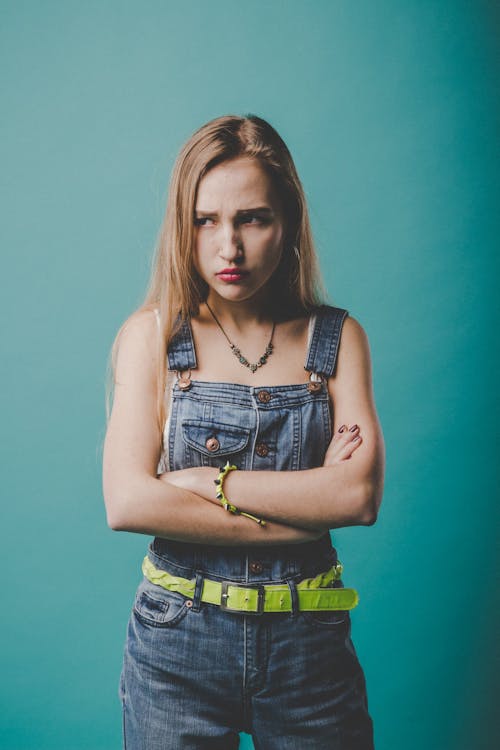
(102, 309, 321, 545)
(162, 316, 385, 531)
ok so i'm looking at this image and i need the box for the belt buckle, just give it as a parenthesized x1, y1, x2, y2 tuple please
(220, 581, 265, 615)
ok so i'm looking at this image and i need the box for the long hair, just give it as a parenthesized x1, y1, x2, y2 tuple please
(104, 113, 328, 442)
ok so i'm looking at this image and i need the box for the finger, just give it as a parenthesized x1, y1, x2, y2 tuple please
(337, 434, 362, 459)
(331, 423, 360, 450)
(336, 423, 360, 436)
(324, 427, 362, 464)
(328, 425, 359, 457)
(336, 427, 362, 450)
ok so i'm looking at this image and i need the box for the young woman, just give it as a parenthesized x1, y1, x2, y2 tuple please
(103, 113, 385, 749)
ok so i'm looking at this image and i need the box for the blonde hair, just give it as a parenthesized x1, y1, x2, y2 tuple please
(104, 113, 328, 440)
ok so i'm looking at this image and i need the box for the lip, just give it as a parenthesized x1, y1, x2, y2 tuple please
(216, 269, 249, 282)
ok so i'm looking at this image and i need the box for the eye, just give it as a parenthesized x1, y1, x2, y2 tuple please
(194, 217, 214, 227)
(241, 214, 267, 225)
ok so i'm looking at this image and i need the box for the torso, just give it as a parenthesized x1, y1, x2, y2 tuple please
(153, 301, 348, 570)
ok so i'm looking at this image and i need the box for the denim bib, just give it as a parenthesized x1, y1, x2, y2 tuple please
(149, 304, 349, 584)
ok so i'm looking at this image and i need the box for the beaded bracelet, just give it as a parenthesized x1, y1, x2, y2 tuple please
(214, 461, 266, 526)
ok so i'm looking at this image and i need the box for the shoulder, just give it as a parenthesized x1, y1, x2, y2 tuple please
(339, 313, 370, 352)
(117, 307, 158, 346)
(114, 307, 160, 384)
(329, 311, 373, 395)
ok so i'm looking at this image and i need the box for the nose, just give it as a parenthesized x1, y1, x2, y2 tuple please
(218, 223, 244, 263)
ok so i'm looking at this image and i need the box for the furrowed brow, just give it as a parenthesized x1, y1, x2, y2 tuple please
(194, 206, 274, 216)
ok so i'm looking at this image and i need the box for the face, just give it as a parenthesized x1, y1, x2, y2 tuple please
(193, 156, 285, 307)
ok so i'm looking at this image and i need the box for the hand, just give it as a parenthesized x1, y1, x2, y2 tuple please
(323, 424, 362, 466)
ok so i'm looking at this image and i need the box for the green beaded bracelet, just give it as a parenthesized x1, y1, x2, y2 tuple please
(214, 461, 266, 526)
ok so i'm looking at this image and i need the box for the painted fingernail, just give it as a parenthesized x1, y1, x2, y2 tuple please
(349, 424, 359, 432)
(338, 425, 347, 433)
(353, 435, 361, 442)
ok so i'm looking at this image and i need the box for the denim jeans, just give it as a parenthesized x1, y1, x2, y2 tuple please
(119, 541, 374, 749)
(118, 305, 375, 748)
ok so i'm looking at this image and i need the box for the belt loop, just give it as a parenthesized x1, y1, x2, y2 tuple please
(287, 578, 299, 618)
(192, 572, 204, 612)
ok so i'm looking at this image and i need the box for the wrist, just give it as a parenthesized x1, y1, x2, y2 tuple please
(215, 462, 266, 526)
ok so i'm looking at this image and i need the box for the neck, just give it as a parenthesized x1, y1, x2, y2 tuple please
(204, 292, 275, 333)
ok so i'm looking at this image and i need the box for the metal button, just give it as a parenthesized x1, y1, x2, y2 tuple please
(255, 442, 269, 457)
(307, 371, 323, 394)
(257, 390, 271, 403)
(307, 381, 322, 394)
(177, 369, 192, 391)
(205, 436, 220, 452)
(249, 561, 263, 574)
(185, 600, 193, 608)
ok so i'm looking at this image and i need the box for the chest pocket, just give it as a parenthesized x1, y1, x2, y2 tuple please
(181, 419, 252, 469)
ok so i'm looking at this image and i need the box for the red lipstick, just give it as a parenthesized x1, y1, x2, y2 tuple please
(216, 268, 249, 283)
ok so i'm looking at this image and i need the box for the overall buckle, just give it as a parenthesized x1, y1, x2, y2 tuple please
(220, 581, 265, 615)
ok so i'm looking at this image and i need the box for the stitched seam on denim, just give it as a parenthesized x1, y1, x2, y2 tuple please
(324, 312, 340, 376)
(182, 420, 251, 456)
(167, 392, 179, 473)
(185, 317, 198, 369)
(121, 697, 127, 750)
(321, 307, 348, 376)
(167, 318, 197, 371)
(251, 395, 260, 470)
(145, 610, 156, 736)
(178, 383, 321, 400)
(134, 602, 188, 628)
(305, 306, 349, 376)
(294, 406, 301, 470)
(324, 310, 338, 375)
(304, 307, 322, 372)
(160, 371, 176, 472)
(177, 391, 328, 413)
(182, 419, 252, 436)
(147, 548, 197, 576)
(243, 614, 248, 710)
(287, 578, 299, 617)
(331, 308, 348, 375)
(311, 307, 330, 375)
(149, 548, 254, 582)
(147, 552, 320, 586)
(323, 397, 332, 447)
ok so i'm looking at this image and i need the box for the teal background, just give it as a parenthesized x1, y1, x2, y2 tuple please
(2, 1, 499, 748)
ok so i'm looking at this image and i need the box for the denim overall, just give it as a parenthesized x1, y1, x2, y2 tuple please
(119, 305, 374, 749)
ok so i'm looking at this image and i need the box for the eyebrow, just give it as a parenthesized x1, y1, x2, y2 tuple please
(194, 207, 275, 216)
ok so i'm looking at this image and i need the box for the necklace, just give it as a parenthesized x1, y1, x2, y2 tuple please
(206, 302, 275, 373)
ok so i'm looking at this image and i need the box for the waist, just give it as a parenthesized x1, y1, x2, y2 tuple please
(149, 533, 338, 584)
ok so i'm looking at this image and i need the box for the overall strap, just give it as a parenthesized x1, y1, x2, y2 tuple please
(166, 315, 198, 372)
(304, 305, 349, 377)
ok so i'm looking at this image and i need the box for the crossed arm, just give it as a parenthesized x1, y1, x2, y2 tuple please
(102, 310, 385, 545)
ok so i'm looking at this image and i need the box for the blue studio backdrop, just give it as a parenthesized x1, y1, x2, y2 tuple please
(1, 2, 499, 748)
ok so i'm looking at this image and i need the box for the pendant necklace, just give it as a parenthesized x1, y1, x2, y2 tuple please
(206, 302, 275, 373)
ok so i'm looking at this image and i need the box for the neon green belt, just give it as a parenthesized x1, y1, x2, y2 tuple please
(142, 556, 359, 615)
